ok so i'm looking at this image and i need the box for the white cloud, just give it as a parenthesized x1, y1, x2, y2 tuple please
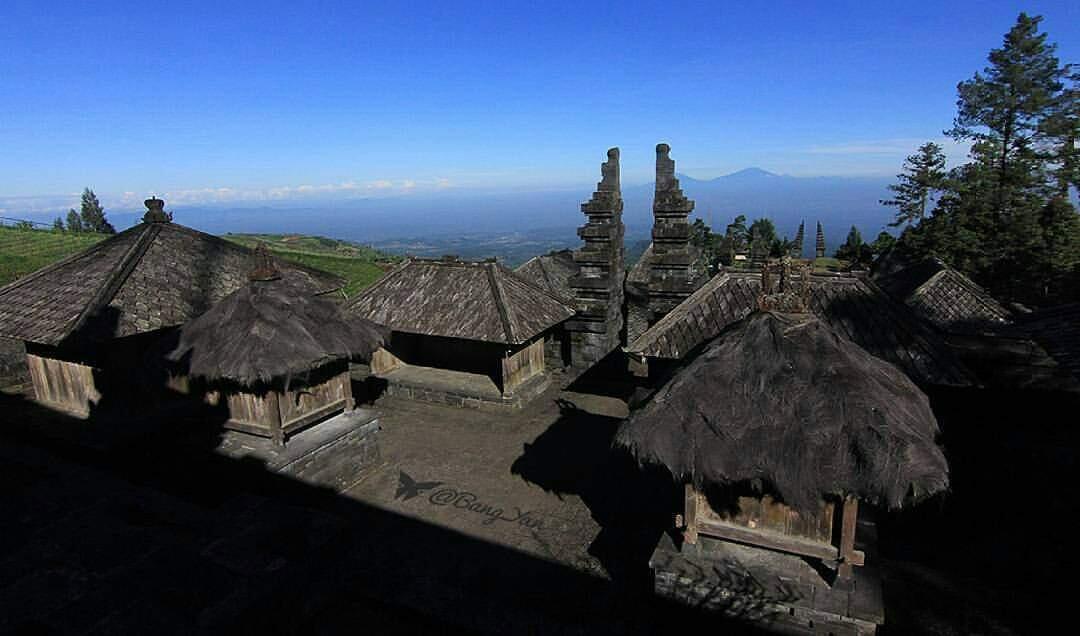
(0, 177, 459, 216)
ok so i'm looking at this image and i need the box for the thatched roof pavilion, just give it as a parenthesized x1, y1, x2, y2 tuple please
(0, 197, 343, 416)
(617, 260, 949, 583)
(345, 257, 574, 406)
(169, 248, 387, 445)
(617, 311, 949, 513)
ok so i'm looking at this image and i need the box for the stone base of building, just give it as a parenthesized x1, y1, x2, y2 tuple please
(650, 532, 884, 635)
(215, 408, 381, 492)
(377, 364, 550, 411)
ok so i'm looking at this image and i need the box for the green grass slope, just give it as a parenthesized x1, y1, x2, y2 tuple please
(225, 233, 398, 296)
(0, 227, 393, 297)
(0, 226, 106, 287)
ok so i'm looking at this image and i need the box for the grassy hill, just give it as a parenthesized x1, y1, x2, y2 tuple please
(0, 227, 395, 297)
(224, 233, 399, 296)
(0, 225, 106, 287)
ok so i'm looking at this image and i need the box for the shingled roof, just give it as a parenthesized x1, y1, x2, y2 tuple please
(344, 258, 575, 345)
(875, 258, 1012, 334)
(514, 249, 577, 303)
(0, 220, 344, 347)
(626, 270, 974, 387)
(1015, 302, 1080, 382)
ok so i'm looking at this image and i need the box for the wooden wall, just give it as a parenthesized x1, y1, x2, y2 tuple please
(502, 339, 545, 394)
(25, 353, 101, 418)
(370, 347, 404, 375)
(206, 367, 353, 444)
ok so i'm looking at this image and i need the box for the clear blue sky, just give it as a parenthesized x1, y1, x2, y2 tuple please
(1, 1, 1077, 212)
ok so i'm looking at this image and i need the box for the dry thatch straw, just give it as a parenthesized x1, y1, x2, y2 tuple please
(615, 311, 949, 513)
(169, 267, 387, 387)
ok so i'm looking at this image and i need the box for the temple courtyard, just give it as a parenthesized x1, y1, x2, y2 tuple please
(0, 376, 1076, 634)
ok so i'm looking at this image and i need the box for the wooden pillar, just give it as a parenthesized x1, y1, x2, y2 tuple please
(268, 391, 285, 447)
(836, 495, 864, 583)
(683, 483, 699, 545)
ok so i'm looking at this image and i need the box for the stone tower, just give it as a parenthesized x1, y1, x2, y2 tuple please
(815, 222, 826, 259)
(647, 143, 697, 317)
(790, 220, 805, 258)
(566, 148, 625, 369)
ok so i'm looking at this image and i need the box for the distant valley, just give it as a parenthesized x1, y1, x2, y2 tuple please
(63, 168, 896, 265)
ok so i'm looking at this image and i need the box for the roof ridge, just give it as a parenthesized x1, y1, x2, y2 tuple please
(627, 270, 731, 354)
(486, 262, 517, 344)
(498, 261, 576, 310)
(0, 223, 146, 298)
(858, 275, 977, 386)
(65, 223, 162, 341)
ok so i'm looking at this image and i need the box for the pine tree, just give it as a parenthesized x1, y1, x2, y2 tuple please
(881, 142, 947, 227)
(79, 188, 116, 234)
(52, 217, 64, 231)
(65, 208, 84, 233)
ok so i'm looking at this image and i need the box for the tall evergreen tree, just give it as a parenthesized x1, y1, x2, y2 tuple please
(897, 12, 1080, 303)
(52, 217, 64, 231)
(65, 208, 84, 233)
(881, 142, 947, 227)
(949, 13, 1066, 213)
(79, 188, 116, 234)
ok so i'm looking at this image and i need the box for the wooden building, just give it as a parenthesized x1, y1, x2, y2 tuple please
(514, 249, 577, 371)
(168, 249, 386, 445)
(616, 259, 949, 630)
(624, 266, 975, 388)
(345, 257, 575, 407)
(0, 197, 342, 417)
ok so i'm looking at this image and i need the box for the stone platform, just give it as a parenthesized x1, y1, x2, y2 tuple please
(378, 364, 550, 410)
(215, 408, 381, 492)
(651, 532, 884, 634)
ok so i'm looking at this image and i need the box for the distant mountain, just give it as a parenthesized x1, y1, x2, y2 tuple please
(624, 169, 895, 257)
(87, 168, 896, 261)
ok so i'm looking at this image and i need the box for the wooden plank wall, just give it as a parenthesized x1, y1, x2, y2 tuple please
(501, 339, 545, 393)
(279, 371, 352, 430)
(370, 347, 405, 375)
(26, 353, 101, 418)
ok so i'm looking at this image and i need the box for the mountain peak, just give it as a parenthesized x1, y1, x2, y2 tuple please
(723, 167, 778, 179)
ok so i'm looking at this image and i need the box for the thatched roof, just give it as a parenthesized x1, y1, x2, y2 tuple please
(875, 258, 1012, 334)
(0, 220, 344, 347)
(345, 257, 575, 345)
(169, 267, 386, 386)
(514, 250, 578, 303)
(615, 311, 949, 513)
(626, 270, 974, 387)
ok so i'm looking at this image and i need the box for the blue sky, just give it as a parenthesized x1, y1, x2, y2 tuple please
(1, 1, 1078, 213)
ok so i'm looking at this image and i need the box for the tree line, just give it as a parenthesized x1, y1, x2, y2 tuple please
(880, 13, 1079, 305)
(52, 188, 116, 234)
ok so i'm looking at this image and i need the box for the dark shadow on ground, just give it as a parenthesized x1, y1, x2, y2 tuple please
(873, 387, 1080, 635)
(510, 398, 680, 593)
(0, 388, 767, 634)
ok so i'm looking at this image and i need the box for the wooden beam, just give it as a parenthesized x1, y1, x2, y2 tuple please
(696, 517, 840, 562)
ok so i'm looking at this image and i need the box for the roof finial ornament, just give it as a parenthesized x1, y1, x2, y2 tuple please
(248, 243, 281, 282)
(758, 256, 812, 313)
(142, 196, 172, 223)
